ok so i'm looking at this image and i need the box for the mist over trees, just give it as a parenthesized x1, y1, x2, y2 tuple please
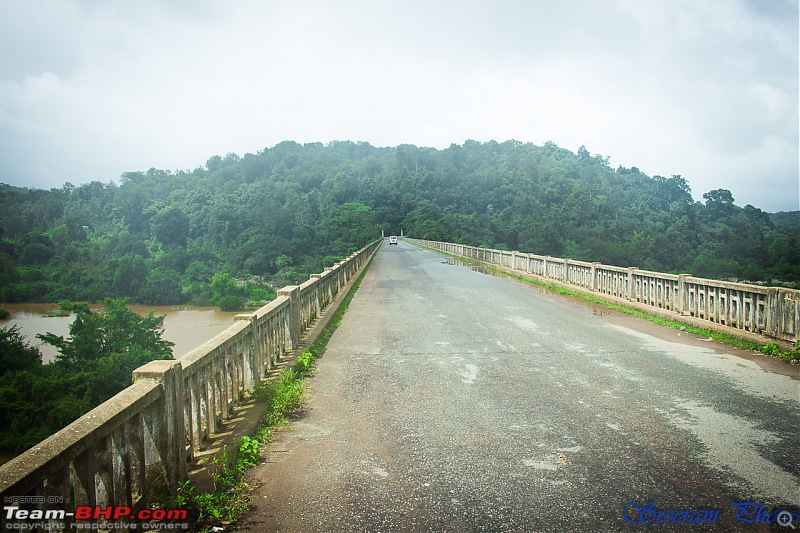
(0, 139, 797, 307)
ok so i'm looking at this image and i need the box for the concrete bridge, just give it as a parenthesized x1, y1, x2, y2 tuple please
(1, 238, 798, 530)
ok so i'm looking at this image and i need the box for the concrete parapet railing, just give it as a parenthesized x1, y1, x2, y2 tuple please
(0, 238, 381, 511)
(406, 238, 799, 344)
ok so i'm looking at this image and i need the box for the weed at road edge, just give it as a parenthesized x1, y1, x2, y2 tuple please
(166, 251, 375, 531)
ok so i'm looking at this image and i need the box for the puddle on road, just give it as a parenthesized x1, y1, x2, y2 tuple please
(443, 257, 505, 278)
(442, 256, 616, 317)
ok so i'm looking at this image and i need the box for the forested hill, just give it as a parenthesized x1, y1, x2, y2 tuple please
(1, 140, 798, 305)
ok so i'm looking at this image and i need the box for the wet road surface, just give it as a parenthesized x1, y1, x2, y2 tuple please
(241, 241, 800, 531)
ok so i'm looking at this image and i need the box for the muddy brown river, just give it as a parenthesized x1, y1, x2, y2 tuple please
(0, 303, 242, 363)
(0, 303, 244, 465)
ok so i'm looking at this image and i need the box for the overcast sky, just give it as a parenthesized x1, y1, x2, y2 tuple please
(0, 0, 797, 212)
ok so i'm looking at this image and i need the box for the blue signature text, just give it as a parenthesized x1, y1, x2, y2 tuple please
(732, 501, 799, 525)
(622, 501, 719, 525)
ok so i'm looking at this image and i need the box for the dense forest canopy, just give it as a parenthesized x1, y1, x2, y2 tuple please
(1, 139, 798, 307)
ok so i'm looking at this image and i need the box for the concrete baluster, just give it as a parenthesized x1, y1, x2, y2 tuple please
(111, 425, 130, 505)
(132, 360, 186, 499)
(677, 274, 689, 315)
(311, 274, 323, 323)
(627, 267, 638, 301)
(766, 288, 779, 339)
(278, 285, 301, 351)
(72, 448, 97, 506)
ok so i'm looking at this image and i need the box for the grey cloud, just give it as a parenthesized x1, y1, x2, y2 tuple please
(0, 0, 796, 211)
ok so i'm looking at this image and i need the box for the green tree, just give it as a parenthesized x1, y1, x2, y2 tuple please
(21, 236, 55, 265)
(0, 299, 173, 452)
(113, 254, 148, 297)
(138, 267, 184, 305)
(152, 206, 190, 248)
(0, 325, 42, 374)
(218, 295, 244, 311)
(38, 299, 173, 373)
(211, 272, 238, 303)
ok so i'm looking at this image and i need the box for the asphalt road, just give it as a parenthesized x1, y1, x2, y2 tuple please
(241, 240, 800, 531)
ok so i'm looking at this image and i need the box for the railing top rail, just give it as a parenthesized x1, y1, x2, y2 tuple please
(632, 269, 681, 281)
(684, 276, 794, 295)
(593, 264, 630, 273)
(299, 277, 319, 294)
(181, 319, 251, 370)
(254, 295, 290, 320)
(313, 269, 333, 281)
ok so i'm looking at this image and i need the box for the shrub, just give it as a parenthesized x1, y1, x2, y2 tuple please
(293, 350, 316, 376)
(218, 295, 243, 311)
(248, 285, 276, 302)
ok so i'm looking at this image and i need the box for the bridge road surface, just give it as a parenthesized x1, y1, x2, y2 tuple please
(241, 241, 800, 531)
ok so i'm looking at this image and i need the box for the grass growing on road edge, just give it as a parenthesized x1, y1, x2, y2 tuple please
(167, 353, 316, 531)
(501, 267, 800, 364)
(306, 249, 376, 359)
(434, 248, 799, 364)
(168, 252, 377, 531)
